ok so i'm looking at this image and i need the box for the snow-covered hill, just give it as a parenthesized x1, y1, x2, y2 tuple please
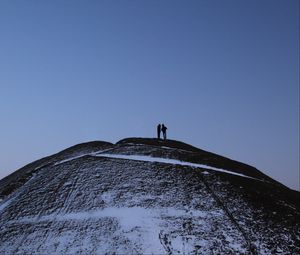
(0, 138, 299, 254)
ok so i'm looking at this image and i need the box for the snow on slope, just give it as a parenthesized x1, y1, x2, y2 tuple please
(0, 139, 299, 254)
(0, 156, 249, 254)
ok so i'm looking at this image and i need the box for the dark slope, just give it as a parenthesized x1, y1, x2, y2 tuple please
(117, 138, 288, 186)
(0, 138, 299, 254)
(116, 138, 300, 212)
(0, 141, 113, 200)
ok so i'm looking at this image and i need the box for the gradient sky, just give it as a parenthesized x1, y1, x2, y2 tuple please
(0, 0, 299, 190)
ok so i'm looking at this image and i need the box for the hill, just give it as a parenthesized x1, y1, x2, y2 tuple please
(0, 138, 299, 254)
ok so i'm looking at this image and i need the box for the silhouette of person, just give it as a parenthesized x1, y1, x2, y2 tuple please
(157, 124, 161, 139)
(161, 124, 167, 140)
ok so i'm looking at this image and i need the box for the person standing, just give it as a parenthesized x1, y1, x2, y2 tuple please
(161, 124, 167, 140)
(157, 124, 161, 139)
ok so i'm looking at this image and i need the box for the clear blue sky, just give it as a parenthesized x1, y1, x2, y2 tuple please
(0, 0, 299, 190)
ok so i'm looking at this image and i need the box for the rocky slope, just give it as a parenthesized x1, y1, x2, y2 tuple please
(0, 138, 299, 254)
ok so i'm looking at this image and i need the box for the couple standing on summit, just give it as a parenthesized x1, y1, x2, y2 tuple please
(157, 124, 167, 140)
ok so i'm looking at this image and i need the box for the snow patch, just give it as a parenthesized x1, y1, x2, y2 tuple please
(8, 207, 216, 254)
(10, 207, 213, 225)
(0, 197, 13, 212)
(53, 148, 114, 166)
(96, 153, 261, 181)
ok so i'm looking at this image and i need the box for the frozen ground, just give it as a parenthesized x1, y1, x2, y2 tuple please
(0, 138, 299, 254)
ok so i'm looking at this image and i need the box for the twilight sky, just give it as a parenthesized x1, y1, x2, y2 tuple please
(0, 0, 299, 190)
